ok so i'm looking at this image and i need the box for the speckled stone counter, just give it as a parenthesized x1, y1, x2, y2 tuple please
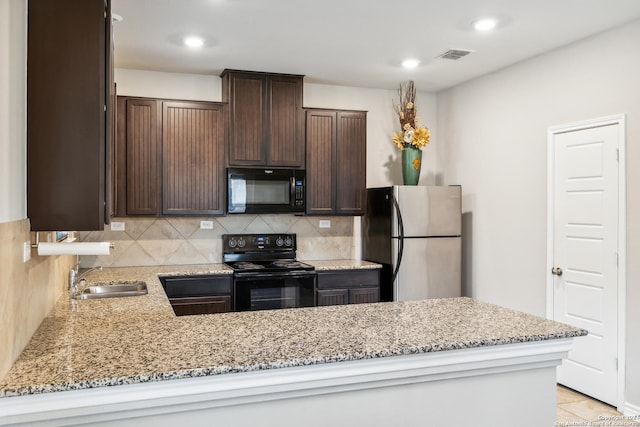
(0, 264, 585, 398)
(304, 259, 381, 270)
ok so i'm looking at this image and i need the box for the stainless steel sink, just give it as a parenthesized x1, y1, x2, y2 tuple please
(73, 281, 148, 300)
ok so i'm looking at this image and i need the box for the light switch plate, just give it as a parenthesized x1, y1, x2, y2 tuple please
(200, 220, 214, 230)
(23, 241, 31, 263)
(110, 221, 125, 231)
(319, 220, 331, 229)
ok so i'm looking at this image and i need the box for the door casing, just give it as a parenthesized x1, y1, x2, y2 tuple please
(546, 114, 626, 410)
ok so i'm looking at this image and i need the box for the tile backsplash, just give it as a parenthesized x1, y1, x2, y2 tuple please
(0, 219, 73, 380)
(78, 215, 356, 268)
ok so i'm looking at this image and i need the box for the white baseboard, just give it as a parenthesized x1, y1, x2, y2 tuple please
(623, 401, 640, 418)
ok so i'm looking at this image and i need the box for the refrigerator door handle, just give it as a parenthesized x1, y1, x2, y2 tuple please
(391, 194, 404, 286)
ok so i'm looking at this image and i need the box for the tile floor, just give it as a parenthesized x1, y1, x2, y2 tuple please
(557, 385, 640, 426)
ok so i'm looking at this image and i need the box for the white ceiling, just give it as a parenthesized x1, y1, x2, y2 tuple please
(112, 0, 640, 92)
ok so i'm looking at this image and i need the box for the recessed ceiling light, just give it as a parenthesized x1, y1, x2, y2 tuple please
(183, 36, 204, 48)
(402, 58, 420, 69)
(473, 18, 498, 31)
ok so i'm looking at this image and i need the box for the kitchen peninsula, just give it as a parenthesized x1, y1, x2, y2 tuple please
(0, 265, 586, 427)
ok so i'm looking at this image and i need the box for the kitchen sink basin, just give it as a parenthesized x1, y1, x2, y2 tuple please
(73, 281, 148, 300)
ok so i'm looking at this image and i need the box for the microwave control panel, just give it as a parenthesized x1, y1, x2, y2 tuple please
(294, 180, 304, 206)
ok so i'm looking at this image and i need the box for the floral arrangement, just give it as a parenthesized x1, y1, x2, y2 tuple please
(392, 80, 430, 150)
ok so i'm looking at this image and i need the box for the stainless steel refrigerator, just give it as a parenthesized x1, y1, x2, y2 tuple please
(362, 186, 462, 302)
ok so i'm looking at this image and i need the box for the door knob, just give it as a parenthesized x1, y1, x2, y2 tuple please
(551, 267, 563, 276)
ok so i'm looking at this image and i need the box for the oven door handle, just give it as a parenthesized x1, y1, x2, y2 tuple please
(234, 271, 316, 279)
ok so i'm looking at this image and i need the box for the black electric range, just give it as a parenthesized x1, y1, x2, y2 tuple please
(223, 234, 316, 311)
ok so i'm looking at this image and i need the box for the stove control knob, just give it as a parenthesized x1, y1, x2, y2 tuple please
(276, 237, 284, 247)
(237, 238, 246, 248)
(228, 239, 237, 248)
(284, 237, 292, 247)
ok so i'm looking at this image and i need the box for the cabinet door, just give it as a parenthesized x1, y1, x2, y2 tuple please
(349, 287, 380, 304)
(170, 296, 232, 316)
(105, 7, 115, 223)
(336, 112, 367, 215)
(226, 72, 266, 165)
(267, 76, 304, 167)
(162, 101, 225, 215)
(114, 96, 126, 216)
(305, 110, 336, 215)
(305, 109, 367, 216)
(27, 0, 110, 230)
(317, 289, 349, 306)
(125, 98, 162, 215)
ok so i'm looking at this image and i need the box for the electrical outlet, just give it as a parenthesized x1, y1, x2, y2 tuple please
(319, 220, 331, 229)
(200, 220, 214, 230)
(23, 241, 31, 263)
(110, 221, 125, 231)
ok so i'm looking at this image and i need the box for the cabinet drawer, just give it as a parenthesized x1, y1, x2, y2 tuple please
(160, 275, 232, 298)
(316, 269, 379, 289)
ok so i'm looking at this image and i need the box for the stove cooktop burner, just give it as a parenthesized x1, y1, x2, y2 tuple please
(234, 262, 266, 270)
(271, 260, 307, 268)
(227, 259, 314, 272)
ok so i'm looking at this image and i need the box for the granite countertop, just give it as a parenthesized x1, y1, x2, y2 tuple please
(0, 264, 585, 398)
(304, 259, 381, 270)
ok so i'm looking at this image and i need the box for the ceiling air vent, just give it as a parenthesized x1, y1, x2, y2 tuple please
(439, 49, 472, 60)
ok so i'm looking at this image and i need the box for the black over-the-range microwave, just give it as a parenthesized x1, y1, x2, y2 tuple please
(227, 168, 305, 214)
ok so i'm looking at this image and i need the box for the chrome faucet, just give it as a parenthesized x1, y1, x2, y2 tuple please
(69, 265, 103, 294)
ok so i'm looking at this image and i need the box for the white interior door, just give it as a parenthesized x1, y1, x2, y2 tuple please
(550, 122, 619, 406)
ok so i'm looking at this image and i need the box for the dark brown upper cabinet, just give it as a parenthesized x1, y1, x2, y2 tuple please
(162, 101, 226, 215)
(114, 97, 226, 217)
(221, 70, 304, 168)
(27, 0, 112, 231)
(305, 109, 367, 216)
(119, 98, 162, 216)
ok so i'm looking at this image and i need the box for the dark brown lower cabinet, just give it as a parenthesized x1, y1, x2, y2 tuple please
(317, 289, 349, 306)
(115, 97, 225, 216)
(160, 274, 233, 316)
(316, 269, 380, 306)
(169, 296, 231, 316)
(317, 288, 379, 306)
(348, 287, 380, 304)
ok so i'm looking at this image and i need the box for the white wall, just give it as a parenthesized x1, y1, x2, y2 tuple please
(0, 0, 27, 223)
(437, 19, 640, 411)
(115, 68, 221, 102)
(114, 69, 439, 188)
